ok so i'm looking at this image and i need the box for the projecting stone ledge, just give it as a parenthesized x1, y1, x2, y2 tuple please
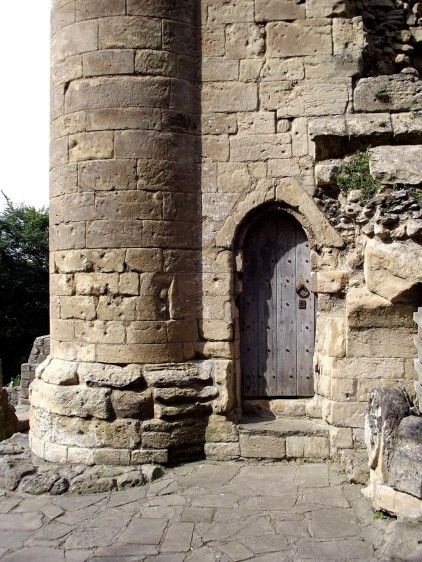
(369, 145, 422, 185)
(0, 433, 163, 496)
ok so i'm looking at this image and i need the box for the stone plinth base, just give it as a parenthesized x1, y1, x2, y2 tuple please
(363, 482, 422, 521)
(29, 357, 233, 466)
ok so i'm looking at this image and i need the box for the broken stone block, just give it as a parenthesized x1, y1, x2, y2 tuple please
(389, 416, 422, 499)
(364, 238, 422, 303)
(369, 145, 422, 185)
(354, 75, 422, 113)
(365, 388, 411, 484)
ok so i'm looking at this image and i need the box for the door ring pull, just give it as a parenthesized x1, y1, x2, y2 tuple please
(296, 285, 310, 299)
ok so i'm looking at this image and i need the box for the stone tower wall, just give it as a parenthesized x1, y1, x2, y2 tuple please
(30, 0, 422, 469)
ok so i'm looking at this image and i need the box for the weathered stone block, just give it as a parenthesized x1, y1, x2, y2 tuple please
(369, 145, 422, 186)
(202, 83, 258, 112)
(78, 160, 137, 191)
(306, 0, 350, 18)
(84, 50, 135, 77)
(354, 75, 422, 113)
(286, 436, 330, 459)
(78, 362, 144, 389)
(75, 0, 126, 21)
(111, 389, 153, 419)
(69, 132, 114, 162)
(347, 327, 416, 359)
(239, 434, 286, 459)
(225, 23, 265, 59)
(316, 315, 346, 358)
(311, 270, 348, 293)
(204, 442, 240, 460)
(256, 0, 305, 21)
(99, 17, 161, 50)
(267, 20, 332, 57)
(52, 21, 98, 63)
(230, 133, 291, 161)
(207, 1, 255, 24)
(205, 415, 239, 443)
(31, 379, 112, 420)
(364, 238, 422, 303)
(262, 79, 351, 118)
(388, 416, 422, 499)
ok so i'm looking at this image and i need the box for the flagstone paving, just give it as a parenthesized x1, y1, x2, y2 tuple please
(0, 461, 420, 561)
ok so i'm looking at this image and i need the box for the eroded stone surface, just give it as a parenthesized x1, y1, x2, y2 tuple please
(0, 461, 420, 561)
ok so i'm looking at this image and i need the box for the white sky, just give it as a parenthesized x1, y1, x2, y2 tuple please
(0, 2, 51, 210)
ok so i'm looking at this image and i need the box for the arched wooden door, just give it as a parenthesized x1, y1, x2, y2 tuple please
(240, 211, 315, 398)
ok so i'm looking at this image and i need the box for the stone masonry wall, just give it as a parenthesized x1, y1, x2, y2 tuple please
(32, 0, 422, 469)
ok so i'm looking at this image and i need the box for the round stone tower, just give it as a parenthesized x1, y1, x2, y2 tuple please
(30, 0, 203, 465)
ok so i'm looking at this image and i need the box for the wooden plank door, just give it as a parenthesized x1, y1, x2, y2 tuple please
(240, 211, 315, 398)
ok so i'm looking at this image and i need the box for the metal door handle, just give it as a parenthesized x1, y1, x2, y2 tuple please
(296, 285, 310, 299)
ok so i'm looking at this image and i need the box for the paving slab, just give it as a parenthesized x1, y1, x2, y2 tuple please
(0, 461, 419, 560)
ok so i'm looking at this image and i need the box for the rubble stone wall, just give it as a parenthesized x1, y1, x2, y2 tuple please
(20, 336, 50, 404)
(32, 0, 422, 468)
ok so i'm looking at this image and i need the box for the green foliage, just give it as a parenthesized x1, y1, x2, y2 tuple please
(8, 374, 21, 388)
(373, 511, 387, 521)
(336, 150, 381, 201)
(0, 193, 49, 384)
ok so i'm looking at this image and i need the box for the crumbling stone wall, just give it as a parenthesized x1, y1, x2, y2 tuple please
(20, 336, 50, 404)
(32, 0, 422, 469)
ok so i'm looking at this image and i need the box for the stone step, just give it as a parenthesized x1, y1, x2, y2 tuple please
(238, 416, 330, 461)
(242, 398, 309, 418)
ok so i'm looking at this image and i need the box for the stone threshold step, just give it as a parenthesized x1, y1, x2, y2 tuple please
(238, 417, 331, 460)
(238, 416, 330, 437)
(242, 398, 310, 418)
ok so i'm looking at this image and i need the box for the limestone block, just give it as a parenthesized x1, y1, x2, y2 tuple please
(205, 415, 239, 443)
(330, 427, 353, 450)
(201, 113, 237, 135)
(38, 358, 79, 386)
(202, 25, 225, 57)
(126, 249, 162, 273)
(202, 58, 239, 81)
(97, 296, 137, 321)
(98, 16, 161, 50)
(256, 0, 305, 21)
(261, 58, 304, 81)
(95, 191, 163, 221)
(51, 193, 95, 224)
(87, 108, 160, 133)
(51, 2, 75, 35)
(225, 23, 265, 59)
(207, 1, 255, 24)
(332, 17, 364, 60)
(345, 113, 392, 137)
(65, 77, 170, 113)
(154, 386, 218, 405)
(202, 83, 257, 113)
(291, 117, 309, 157)
(370, 483, 422, 520)
(230, 133, 291, 161)
(60, 296, 97, 321)
(365, 388, 411, 485)
(315, 159, 343, 185)
(200, 320, 233, 342)
(205, 442, 240, 460)
(135, 50, 177, 77)
(354, 75, 422, 113)
(203, 360, 235, 415)
(75, 273, 119, 296)
(268, 158, 300, 178)
(31, 379, 112, 421)
(348, 326, 416, 359)
(286, 436, 330, 459)
(330, 377, 356, 401)
(131, 449, 168, 465)
(306, 0, 350, 17)
(31, 407, 142, 450)
(83, 50, 134, 77)
(262, 79, 351, 118)
(267, 20, 332, 57)
(329, 401, 367, 428)
(369, 145, 422, 185)
(311, 271, 348, 293)
(50, 274, 75, 296)
(119, 273, 140, 296)
(54, 249, 126, 274)
(154, 402, 212, 420)
(50, 164, 78, 197)
(111, 389, 153, 419)
(239, 434, 286, 459)
(74, 320, 126, 345)
(239, 58, 263, 82)
(391, 112, 422, 138)
(52, 55, 83, 86)
(237, 112, 275, 135)
(346, 287, 416, 329)
(52, 111, 86, 139)
(51, 20, 98, 63)
(78, 363, 144, 389)
(357, 378, 414, 404)
(75, 0, 126, 21)
(202, 135, 230, 162)
(316, 315, 346, 358)
(50, 137, 68, 169)
(389, 416, 422, 499)
(364, 238, 422, 303)
(69, 132, 113, 163)
(96, 343, 188, 364)
(144, 364, 211, 388)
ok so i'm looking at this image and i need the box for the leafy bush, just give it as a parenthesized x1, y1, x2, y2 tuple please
(0, 194, 49, 385)
(336, 150, 381, 201)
